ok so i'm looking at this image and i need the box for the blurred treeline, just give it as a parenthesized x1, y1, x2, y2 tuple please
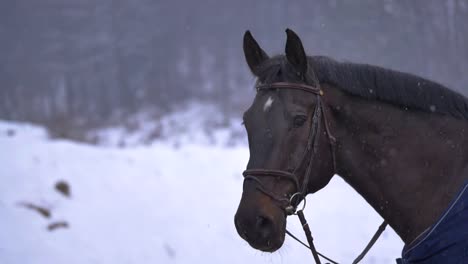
(0, 0, 467, 132)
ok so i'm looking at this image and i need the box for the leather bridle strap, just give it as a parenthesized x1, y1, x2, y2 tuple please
(243, 81, 331, 264)
(257, 81, 337, 184)
(243, 169, 299, 192)
(244, 81, 334, 209)
(285, 229, 338, 264)
(242, 81, 385, 264)
(352, 221, 388, 264)
(256, 82, 323, 95)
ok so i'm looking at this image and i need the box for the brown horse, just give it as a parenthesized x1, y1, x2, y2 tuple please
(234, 29, 468, 263)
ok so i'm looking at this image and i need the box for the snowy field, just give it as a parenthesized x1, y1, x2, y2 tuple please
(0, 119, 404, 264)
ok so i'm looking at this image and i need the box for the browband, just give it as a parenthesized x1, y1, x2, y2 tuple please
(256, 82, 323, 95)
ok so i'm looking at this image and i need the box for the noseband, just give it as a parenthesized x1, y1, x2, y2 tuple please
(242, 81, 337, 214)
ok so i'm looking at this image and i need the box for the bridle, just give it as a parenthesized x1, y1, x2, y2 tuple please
(242, 81, 336, 263)
(243, 81, 337, 216)
(241, 81, 387, 264)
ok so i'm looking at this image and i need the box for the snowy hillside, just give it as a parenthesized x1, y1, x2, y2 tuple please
(0, 120, 404, 264)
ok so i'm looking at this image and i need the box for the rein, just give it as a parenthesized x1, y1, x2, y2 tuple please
(242, 81, 387, 264)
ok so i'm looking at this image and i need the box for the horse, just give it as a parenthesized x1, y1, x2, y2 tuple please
(234, 29, 468, 263)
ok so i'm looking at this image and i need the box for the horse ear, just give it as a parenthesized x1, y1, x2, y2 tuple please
(243, 30, 269, 76)
(285, 28, 307, 75)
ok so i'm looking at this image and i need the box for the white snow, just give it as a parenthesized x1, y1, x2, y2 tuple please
(0, 120, 404, 264)
(92, 102, 246, 148)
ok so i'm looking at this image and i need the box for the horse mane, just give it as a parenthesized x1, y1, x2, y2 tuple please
(311, 56, 468, 120)
(256, 55, 468, 120)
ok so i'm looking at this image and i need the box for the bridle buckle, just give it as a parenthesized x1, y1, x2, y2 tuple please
(285, 192, 307, 215)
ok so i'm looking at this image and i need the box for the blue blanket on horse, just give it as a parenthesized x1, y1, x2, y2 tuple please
(397, 182, 468, 264)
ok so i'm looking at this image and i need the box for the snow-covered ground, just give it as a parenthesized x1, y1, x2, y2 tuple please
(0, 119, 404, 264)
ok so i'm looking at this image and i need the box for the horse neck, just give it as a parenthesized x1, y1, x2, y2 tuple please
(323, 85, 468, 244)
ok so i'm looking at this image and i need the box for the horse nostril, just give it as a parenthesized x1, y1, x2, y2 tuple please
(256, 215, 274, 239)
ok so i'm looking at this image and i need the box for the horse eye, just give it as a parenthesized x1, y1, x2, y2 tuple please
(293, 115, 307, 128)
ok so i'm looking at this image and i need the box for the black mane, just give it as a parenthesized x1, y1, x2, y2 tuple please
(257, 55, 468, 120)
